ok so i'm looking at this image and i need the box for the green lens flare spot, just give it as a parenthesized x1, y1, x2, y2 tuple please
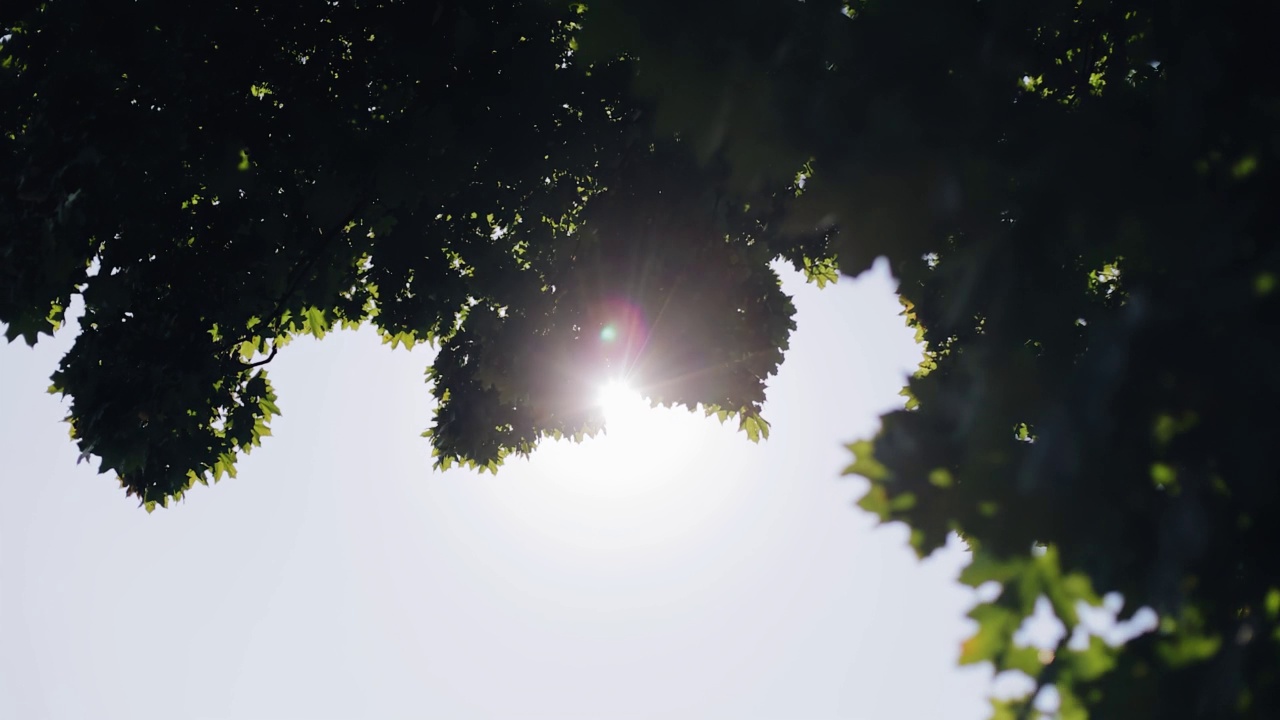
(600, 324, 618, 342)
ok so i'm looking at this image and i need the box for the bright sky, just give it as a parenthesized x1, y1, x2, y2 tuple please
(0, 261, 997, 720)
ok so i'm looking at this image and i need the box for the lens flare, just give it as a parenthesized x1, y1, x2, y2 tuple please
(592, 298, 648, 380)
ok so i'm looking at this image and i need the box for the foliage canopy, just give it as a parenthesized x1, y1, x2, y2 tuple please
(5, 0, 1280, 718)
(579, 0, 1280, 716)
(1, 0, 816, 503)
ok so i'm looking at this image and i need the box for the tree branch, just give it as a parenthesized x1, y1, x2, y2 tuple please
(240, 343, 279, 368)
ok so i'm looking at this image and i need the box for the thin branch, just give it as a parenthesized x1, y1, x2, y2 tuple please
(240, 343, 278, 368)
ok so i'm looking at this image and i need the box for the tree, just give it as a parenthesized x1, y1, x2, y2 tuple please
(578, 0, 1280, 717)
(0, 0, 821, 507)
(6, 0, 1280, 718)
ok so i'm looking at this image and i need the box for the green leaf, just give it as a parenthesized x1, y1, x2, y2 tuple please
(888, 491, 917, 511)
(843, 439, 888, 481)
(899, 386, 919, 410)
(959, 552, 1025, 587)
(303, 307, 329, 339)
(740, 414, 770, 443)
(1156, 632, 1222, 668)
(1001, 644, 1045, 676)
(960, 603, 1019, 665)
(857, 484, 890, 519)
(1066, 635, 1117, 681)
(1150, 462, 1177, 489)
(928, 467, 953, 488)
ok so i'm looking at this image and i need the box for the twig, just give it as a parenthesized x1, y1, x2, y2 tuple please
(240, 343, 278, 368)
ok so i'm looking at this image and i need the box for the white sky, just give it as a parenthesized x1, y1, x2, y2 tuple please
(0, 260, 997, 719)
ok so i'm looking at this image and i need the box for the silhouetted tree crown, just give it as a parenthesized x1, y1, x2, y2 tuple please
(4, 1, 1278, 717)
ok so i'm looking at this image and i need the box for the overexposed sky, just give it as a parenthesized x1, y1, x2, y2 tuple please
(0, 260, 994, 719)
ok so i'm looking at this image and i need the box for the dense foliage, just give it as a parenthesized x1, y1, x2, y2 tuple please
(0, 0, 815, 506)
(581, 0, 1280, 717)
(5, 0, 1279, 717)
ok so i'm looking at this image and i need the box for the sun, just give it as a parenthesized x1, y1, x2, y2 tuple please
(595, 379, 644, 426)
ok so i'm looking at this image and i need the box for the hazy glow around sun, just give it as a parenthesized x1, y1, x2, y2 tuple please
(507, 375, 743, 556)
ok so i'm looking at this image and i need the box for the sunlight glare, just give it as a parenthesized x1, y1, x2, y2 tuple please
(596, 379, 643, 426)
(504, 378, 750, 557)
